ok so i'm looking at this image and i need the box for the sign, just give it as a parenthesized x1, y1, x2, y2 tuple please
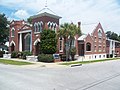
(53, 54, 59, 59)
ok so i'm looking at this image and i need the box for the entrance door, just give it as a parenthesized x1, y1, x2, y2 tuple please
(79, 44, 84, 56)
(35, 42, 40, 55)
(11, 44, 15, 52)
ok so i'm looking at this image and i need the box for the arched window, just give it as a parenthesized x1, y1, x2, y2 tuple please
(54, 24, 56, 30)
(40, 21, 43, 32)
(51, 23, 54, 30)
(38, 22, 41, 32)
(11, 28, 15, 37)
(34, 23, 37, 32)
(24, 34, 31, 51)
(59, 37, 63, 52)
(86, 42, 91, 51)
(98, 29, 102, 37)
(47, 21, 51, 29)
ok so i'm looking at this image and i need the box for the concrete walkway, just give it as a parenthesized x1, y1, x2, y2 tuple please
(0, 58, 67, 68)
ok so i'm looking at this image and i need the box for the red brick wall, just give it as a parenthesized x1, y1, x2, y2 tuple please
(84, 34, 93, 55)
(9, 20, 24, 52)
(92, 23, 106, 54)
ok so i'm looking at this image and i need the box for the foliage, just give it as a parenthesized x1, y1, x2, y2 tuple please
(11, 51, 18, 58)
(11, 51, 32, 59)
(60, 54, 66, 61)
(60, 58, 120, 66)
(0, 59, 33, 65)
(57, 23, 81, 60)
(37, 54, 54, 63)
(40, 30, 57, 54)
(0, 13, 9, 44)
(70, 47, 76, 60)
(27, 17, 32, 24)
(21, 51, 32, 59)
(0, 51, 5, 57)
(106, 31, 120, 41)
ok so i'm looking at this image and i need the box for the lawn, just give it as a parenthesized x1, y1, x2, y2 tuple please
(60, 58, 120, 65)
(0, 59, 33, 65)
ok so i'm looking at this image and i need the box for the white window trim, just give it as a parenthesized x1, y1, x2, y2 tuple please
(11, 27, 15, 37)
(59, 37, 63, 52)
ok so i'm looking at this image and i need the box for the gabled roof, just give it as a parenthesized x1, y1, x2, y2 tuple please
(81, 23, 98, 35)
(19, 24, 32, 31)
(31, 7, 61, 19)
(78, 34, 87, 41)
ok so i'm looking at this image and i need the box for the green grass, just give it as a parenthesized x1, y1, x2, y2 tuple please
(60, 58, 120, 65)
(0, 59, 33, 65)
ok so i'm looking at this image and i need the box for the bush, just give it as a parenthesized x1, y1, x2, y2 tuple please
(110, 54, 113, 58)
(40, 30, 57, 54)
(70, 47, 76, 60)
(37, 54, 54, 63)
(0, 51, 5, 57)
(60, 54, 66, 61)
(21, 51, 32, 59)
(11, 51, 18, 58)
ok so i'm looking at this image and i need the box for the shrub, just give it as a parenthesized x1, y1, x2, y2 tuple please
(60, 54, 66, 61)
(40, 30, 57, 54)
(0, 51, 5, 57)
(21, 51, 32, 59)
(110, 54, 113, 58)
(11, 51, 18, 58)
(37, 54, 54, 63)
(70, 47, 76, 60)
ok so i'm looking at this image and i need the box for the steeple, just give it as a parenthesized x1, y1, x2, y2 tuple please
(30, 0, 61, 19)
(45, 0, 47, 8)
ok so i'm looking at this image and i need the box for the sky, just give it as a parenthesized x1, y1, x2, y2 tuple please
(0, 0, 120, 34)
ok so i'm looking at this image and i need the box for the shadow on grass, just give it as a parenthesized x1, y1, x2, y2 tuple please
(60, 58, 120, 66)
(0, 59, 33, 65)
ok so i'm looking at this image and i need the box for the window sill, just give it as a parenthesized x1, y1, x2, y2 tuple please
(86, 51, 92, 52)
(11, 36, 14, 37)
(34, 32, 40, 34)
(59, 50, 63, 52)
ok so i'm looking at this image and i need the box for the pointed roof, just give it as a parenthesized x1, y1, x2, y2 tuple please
(78, 34, 87, 41)
(31, 6, 61, 19)
(81, 23, 98, 35)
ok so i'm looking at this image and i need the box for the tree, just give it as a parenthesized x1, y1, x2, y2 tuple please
(106, 31, 120, 41)
(57, 23, 81, 60)
(27, 17, 32, 24)
(40, 30, 57, 54)
(0, 13, 9, 44)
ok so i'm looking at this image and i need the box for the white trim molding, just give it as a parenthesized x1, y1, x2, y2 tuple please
(34, 38, 40, 45)
(18, 30, 32, 34)
(10, 40, 16, 46)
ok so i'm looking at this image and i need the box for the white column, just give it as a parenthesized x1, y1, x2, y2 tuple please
(19, 33, 22, 52)
(30, 32, 32, 52)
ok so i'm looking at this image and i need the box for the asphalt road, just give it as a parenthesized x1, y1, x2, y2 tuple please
(0, 60, 120, 90)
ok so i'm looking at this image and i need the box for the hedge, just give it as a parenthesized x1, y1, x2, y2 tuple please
(37, 54, 54, 63)
(0, 51, 5, 57)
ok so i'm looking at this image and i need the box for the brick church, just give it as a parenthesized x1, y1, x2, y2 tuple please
(9, 6, 120, 60)
(9, 7, 62, 55)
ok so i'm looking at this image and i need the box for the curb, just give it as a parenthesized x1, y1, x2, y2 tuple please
(71, 64, 82, 67)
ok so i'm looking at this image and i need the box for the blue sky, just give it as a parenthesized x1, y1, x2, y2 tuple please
(0, 0, 120, 34)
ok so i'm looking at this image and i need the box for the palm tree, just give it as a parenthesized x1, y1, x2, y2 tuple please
(57, 23, 81, 61)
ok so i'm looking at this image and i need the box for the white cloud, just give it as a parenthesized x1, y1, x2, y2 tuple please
(0, 0, 120, 33)
(13, 9, 29, 19)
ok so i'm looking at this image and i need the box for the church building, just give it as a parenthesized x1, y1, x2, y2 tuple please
(9, 7, 62, 55)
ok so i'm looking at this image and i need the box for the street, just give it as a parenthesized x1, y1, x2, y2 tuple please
(0, 60, 120, 90)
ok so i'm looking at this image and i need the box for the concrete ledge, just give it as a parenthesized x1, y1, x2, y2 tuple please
(26, 56, 38, 62)
(71, 64, 82, 67)
(3, 54, 11, 59)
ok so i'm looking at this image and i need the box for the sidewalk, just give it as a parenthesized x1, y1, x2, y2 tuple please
(1, 58, 67, 68)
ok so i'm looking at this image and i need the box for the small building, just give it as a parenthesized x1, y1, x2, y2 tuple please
(106, 39, 120, 58)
